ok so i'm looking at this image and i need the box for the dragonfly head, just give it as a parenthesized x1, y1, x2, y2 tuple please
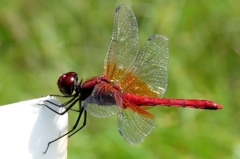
(57, 72, 79, 95)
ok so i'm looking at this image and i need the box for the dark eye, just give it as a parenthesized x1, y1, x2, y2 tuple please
(57, 72, 78, 95)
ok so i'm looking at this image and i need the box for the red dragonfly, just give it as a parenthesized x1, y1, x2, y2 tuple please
(43, 4, 222, 153)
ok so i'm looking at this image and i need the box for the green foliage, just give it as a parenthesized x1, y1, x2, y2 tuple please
(0, 0, 239, 158)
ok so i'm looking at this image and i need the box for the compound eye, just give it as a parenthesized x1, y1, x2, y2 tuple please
(57, 72, 78, 95)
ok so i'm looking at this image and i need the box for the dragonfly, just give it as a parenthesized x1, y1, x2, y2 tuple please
(42, 4, 223, 153)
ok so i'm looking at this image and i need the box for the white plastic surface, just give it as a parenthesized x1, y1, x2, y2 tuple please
(0, 96, 68, 159)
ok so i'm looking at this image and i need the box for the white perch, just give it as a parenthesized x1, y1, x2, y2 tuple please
(0, 96, 68, 159)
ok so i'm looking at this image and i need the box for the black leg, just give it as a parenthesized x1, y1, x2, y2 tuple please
(43, 105, 86, 154)
(48, 94, 76, 98)
(68, 108, 87, 138)
(43, 98, 80, 112)
(42, 97, 80, 115)
(45, 93, 79, 108)
(39, 92, 79, 115)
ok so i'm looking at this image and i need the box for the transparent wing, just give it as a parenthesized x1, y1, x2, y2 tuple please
(83, 82, 121, 118)
(120, 34, 169, 98)
(103, 4, 168, 98)
(117, 99, 155, 144)
(103, 4, 139, 82)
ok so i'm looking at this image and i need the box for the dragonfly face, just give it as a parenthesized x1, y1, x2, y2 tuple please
(57, 72, 79, 95)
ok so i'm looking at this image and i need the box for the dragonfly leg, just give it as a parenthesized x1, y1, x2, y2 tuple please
(43, 105, 86, 154)
(39, 93, 80, 114)
(44, 93, 79, 108)
(42, 98, 80, 115)
(68, 108, 87, 138)
(47, 94, 76, 98)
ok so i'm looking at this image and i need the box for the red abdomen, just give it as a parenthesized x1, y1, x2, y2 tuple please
(122, 93, 223, 110)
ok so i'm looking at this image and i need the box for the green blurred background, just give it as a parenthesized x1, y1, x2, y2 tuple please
(0, 0, 239, 158)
